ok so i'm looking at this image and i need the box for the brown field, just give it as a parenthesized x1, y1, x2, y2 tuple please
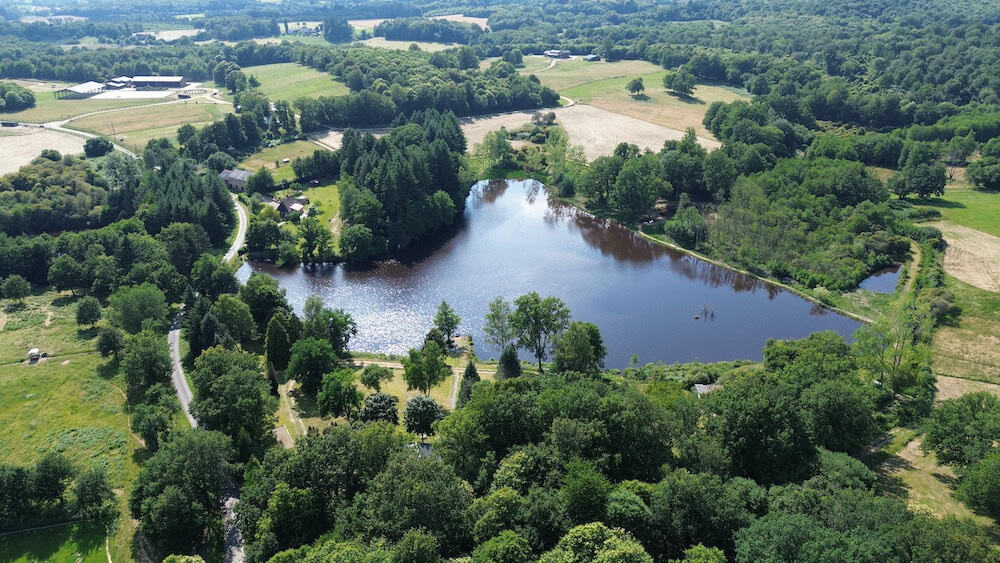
(429, 14, 490, 29)
(927, 221, 1000, 292)
(462, 104, 719, 160)
(932, 274, 1000, 384)
(348, 18, 387, 30)
(69, 101, 232, 137)
(360, 37, 457, 52)
(0, 127, 85, 175)
(934, 375, 1000, 402)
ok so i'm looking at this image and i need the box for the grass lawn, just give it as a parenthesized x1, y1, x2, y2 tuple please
(931, 275, 1000, 384)
(68, 101, 231, 138)
(561, 71, 749, 139)
(525, 59, 663, 93)
(241, 140, 321, 182)
(0, 291, 143, 561)
(254, 35, 333, 47)
(360, 37, 458, 52)
(5, 91, 173, 124)
(0, 522, 107, 563)
(238, 63, 348, 102)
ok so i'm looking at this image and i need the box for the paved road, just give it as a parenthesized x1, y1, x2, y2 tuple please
(225, 194, 249, 264)
(167, 328, 196, 427)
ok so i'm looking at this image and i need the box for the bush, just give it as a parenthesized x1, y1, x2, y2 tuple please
(84, 137, 114, 158)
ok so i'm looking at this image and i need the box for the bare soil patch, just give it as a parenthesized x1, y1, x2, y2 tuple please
(928, 221, 1000, 292)
(933, 320, 1000, 384)
(0, 127, 85, 175)
(934, 375, 1000, 402)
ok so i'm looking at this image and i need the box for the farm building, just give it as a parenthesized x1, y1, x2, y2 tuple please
(543, 49, 571, 58)
(277, 196, 308, 217)
(219, 169, 251, 191)
(583, 54, 601, 61)
(131, 76, 187, 88)
(55, 81, 104, 99)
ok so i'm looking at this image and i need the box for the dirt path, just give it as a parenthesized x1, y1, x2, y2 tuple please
(927, 221, 1000, 292)
(903, 242, 921, 295)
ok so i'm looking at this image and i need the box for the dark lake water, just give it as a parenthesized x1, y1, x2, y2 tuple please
(238, 179, 861, 367)
(859, 264, 901, 294)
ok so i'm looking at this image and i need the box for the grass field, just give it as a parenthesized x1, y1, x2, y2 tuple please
(0, 291, 140, 561)
(301, 182, 341, 241)
(238, 63, 348, 102)
(68, 101, 232, 153)
(562, 72, 749, 139)
(0, 523, 107, 563)
(360, 37, 458, 52)
(914, 187, 1000, 238)
(932, 275, 1000, 384)
(240, 140, 321, 182)
(525, 59, 663, 92)
(0, 128, 86, 175)
(5, 91, 173, 124)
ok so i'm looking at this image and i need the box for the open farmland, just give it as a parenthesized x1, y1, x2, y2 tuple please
(932, 276, 1000, 384)
(360, 37, 457, 52)
(429, 14, 489, 28)
(239, 63, 348, 102)
(523, 58, 663, 92)
(67, 101, 232, 152)
(4, 90, 172, 124)
(241, 140, 322, 182)
(0, 127, 85, 175)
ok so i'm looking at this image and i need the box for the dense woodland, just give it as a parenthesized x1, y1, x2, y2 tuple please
(2, 0, 1000, 561)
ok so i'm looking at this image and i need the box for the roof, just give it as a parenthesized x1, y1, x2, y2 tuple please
(63, 81, 104, 94)
(219, 169, 251, 182)
(131, 75, 185, 83)
(113, 76, 132, 82)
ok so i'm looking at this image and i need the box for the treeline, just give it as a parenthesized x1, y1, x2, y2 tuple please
(0, 80, 35, 110)
(192, 16, 280, 41)
(0, 453, 116, 531)
(374, 17, 484, 44)
(292, 45, 557, 130)
(0, 19, 140, 43)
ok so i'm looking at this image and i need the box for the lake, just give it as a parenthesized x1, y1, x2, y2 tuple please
(238, 179, 862, 367)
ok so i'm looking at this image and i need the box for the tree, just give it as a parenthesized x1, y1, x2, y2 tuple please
(403, 340, 451, 395)
(677, 544, 727, 563)
(484, 297, 516, 354)
(318, 368, 363, 419)
(265, 314, 291, 370)
(75, 296, 102, 328)
(247, 167, 276, 194)
(129, 430, 232, 555)
(157, 223, 211, 276)
(405, 395, 446, 439)
(109, 283, 168, 333)
(97, 326, 125, 359)
(240, 273, 290, 333)
(360, 364, 393, 391)
(433, 300, 461, 344)
(360, 391, 399, 425)
(2, 274, 30, 303)
(923, 392, 1000, 467)
(340, 224, 375, 262)
(212, 294, 255, 348)
(302, 295, 356, 355)
(664, 69, 695, 96)
(473, 530, 533, 563)
(610, 154, 666, 222)
(956, 451, 1000, 519)
(84, 137, 114, 157)
(73, 465, 115, 521)
(580, 155, 624, 204)
(120, 330, 172, 397)
(497, 345, 522, 379)
(800, 378, 879, 453)
(560, 459, 611, 524)
(32, 452, 74, 504)
(323, 17, 353, 43)
(287, 338, 338, 395)
(626, 77, 645, 95)
(191, 254, 238, 300)
(540, 522, 652, 563)
(177, 124, 197, 146)
(512, 292, 571, 372)
(456, 361, 480, 408)
(48, 254, 83, 296)
(482, 128, 513, 168)
(131, 402, 172, 451)
(299, 217, 334, 264)
(553, 321, 607, 375)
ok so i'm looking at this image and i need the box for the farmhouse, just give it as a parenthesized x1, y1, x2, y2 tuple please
(219, 169, 251, 191)
(131, 75, 187, 88)
(55, 81, 104, 99)
(277, 196, 308, 217)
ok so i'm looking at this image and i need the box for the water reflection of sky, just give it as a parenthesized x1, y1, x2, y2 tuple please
(239, 180, 861, 367)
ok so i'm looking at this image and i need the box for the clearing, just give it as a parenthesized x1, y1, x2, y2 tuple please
(429, 14, 490, 29)
(885, 437, 992, 523)
(0, 523, 107, 563)
(932, 275, 1000, 384)
(0, 291, 141, 561)
(915, 186, 1000, 238)
(360, 37, 458, 52)
(0, 127, 85, 175)
(926, 221, 1000, 293)
(348, 18, 387, 31)
(241, 140, 321, 182)
(68, 101, 232, 153)
(563, 75, 749, 140)
(238, 62, 348, 102)
(150, 29, 199, 40)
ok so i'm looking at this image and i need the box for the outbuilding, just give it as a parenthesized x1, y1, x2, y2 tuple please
(583, 54, 601, 62)
(219, 169, 252, 191)
(131, 75, 187, 89)
(55, 81, 104, 99)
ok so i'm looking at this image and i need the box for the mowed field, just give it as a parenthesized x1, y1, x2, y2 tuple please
(0, 127, 85, 175)
(360, 37, 458, 52)
(0, 291, 140, 561)
(241, 140, 322, 182)
(932, 275, 1000, 384)
(525, 59, 663, 92)
(429, 14, 489, 28)
(68, 100, 232, 151)
(239, 63, 348, 102)
(5, 85, 174, 124)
